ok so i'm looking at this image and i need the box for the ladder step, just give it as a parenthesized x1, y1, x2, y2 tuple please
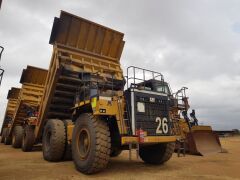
(177, 139, 186, 157)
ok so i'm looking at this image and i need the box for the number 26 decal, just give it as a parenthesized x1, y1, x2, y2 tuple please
(155, 117, 168, 134)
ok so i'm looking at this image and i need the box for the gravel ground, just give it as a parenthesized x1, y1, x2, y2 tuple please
(0, 136, 239, 180)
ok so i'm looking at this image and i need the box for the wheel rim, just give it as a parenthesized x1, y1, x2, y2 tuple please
(77, 128, 91, 160)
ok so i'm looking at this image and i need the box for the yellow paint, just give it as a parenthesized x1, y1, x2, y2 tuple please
(74, 100, 90, 108)
(92, 96, 128, 135)
(67, 124, 74, 143)
(91, 97, 97, 108)
(73, 94, 129, 136)
(121, 135, 176, 145)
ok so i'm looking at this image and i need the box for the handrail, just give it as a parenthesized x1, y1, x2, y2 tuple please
(0, 46, 4, 62)
(0, 46, 4, 86)
(126, 66, 165, 89)
(0, 68, 4, 86)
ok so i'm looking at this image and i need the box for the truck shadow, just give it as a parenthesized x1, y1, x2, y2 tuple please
(94, 156, 183, 177)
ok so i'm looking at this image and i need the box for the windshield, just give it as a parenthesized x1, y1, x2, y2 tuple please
(155, 85, 170, 95)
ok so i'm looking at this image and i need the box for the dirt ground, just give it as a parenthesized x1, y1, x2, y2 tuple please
(0, 136, 239, 180)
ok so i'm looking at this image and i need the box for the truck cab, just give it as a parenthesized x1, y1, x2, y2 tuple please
(124, 66, 174, 137)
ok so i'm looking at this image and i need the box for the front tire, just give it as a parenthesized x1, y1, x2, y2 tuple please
(22, 125, 35, 152)
(42, 119, 66, 162)
(12, 126, 23, 148)
(72, 113, 111, 174)
(139, 142, 175, 164)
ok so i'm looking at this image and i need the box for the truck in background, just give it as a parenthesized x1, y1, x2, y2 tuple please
(1, 87, 20, 144)
(1, 66, 47, 150)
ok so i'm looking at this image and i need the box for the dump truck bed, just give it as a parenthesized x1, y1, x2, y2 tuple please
(0, 87, 20, 135)
(9, 66, 47, 134)
(35, 11, 125, 140)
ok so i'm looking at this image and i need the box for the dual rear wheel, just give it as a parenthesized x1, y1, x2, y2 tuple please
(12, 126, 23, 148)
(1, 125, 35, 150)
(42, 119, 73, 161)
(22, 125, 35, 152)
(11, 125, 36, 150)
(42, 119, 66, 161)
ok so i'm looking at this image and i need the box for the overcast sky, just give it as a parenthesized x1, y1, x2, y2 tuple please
(0, 0, 240, 130)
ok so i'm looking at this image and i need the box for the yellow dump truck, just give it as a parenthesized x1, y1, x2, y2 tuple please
(1, 66, 47, 149)
(21, 11, 178, 174)
(1, 87, 20, 144)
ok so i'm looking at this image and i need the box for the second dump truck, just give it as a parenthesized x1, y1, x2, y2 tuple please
(1, 66, 47, 150)
(21, 11, 177, 174)
(1, 87, 20, 144)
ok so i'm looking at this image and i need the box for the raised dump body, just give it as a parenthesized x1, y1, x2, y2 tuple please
(0, 87, 20, 137)
(10, 66, 47, 134)
(35, 11, 125, 139)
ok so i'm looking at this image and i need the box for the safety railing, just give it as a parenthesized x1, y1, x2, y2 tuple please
(126, 66, 164, 89)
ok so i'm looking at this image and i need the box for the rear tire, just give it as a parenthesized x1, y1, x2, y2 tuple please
(4, 128, 12, 145)
(1, 128, 7, 143)
(139, 142, 175, 164)
(72, 113, 111, 174)
(42, 119, 66, 162)
(62, 119, 73, 161)
(22, 125, 35, 152)
(12, 126, 23, 148)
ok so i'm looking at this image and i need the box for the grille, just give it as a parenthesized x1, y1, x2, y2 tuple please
(135, 97, 170, 136)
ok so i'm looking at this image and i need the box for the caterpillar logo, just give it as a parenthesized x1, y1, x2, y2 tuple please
(150, 97, 155, 102)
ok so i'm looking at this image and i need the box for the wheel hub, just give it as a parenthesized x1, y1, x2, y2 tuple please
(77, 128, 90, 160)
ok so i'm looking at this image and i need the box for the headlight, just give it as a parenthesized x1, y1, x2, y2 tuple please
(137, 102, 145, 113)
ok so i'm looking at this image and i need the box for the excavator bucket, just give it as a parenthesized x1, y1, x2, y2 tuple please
(186, 126, 222, 156)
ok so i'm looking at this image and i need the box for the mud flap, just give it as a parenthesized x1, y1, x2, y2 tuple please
(186, 131, 222, 156)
